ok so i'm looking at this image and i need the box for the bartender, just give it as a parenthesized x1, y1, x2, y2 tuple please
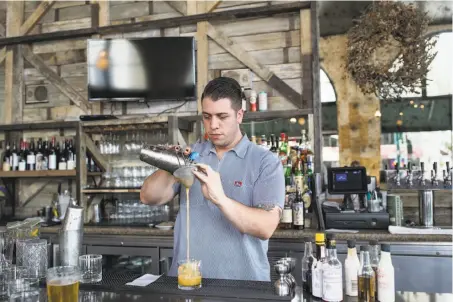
(140, 77, 285, 281)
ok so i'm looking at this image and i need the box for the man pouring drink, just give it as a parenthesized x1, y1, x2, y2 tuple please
(140, 77, 285, 282)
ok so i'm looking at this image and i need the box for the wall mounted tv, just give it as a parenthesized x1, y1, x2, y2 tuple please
(87, 37, 196, 101)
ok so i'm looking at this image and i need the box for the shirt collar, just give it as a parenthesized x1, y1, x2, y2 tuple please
(202, 134, 250, 159)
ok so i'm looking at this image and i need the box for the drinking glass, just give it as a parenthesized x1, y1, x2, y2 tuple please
(6, 265, 39, 301)
(16, 239, 48, 279)
(78, 254, 102, 283)
(177, 259, 202, 290)
(46, 266, 80, 302)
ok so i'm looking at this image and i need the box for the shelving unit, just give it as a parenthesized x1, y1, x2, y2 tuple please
(0, 170, 76, 178)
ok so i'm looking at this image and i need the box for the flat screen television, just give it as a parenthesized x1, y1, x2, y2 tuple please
(87, 37, 196, 101)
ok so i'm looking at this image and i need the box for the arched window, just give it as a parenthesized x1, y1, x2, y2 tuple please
(320, 68, 337, 103)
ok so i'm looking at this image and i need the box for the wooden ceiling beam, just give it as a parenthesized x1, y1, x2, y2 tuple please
(0, 2, 310, 47)
(206, 1, 222, 13)
(22, 45, 91, 113)
(206, 22, 302, 108)
(0, 0, 56, 65)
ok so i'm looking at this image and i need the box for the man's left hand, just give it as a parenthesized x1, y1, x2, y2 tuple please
(192, 163, 226, 206)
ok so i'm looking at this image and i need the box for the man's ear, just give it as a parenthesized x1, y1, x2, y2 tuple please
(236, 108, 244, 124)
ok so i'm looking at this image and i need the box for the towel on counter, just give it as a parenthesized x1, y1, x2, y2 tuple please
(389, 225, 453, 235)
(126, 274, 162, 287)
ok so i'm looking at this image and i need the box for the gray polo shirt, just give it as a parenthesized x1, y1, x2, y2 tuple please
(167, 134, 285, 281)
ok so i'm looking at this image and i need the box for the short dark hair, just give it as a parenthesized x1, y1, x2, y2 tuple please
(201, 77, 242, 111)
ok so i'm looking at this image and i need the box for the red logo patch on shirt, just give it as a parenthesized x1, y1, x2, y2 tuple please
(234, 181, 243, 187)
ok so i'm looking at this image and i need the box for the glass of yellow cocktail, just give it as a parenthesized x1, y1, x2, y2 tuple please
(177, 259, 201, 290)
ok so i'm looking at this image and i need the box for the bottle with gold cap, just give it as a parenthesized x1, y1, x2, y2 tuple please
(311, 232, 326, 298)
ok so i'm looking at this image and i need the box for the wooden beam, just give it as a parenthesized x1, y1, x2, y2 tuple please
(4, 1, 24, 124)
(20, 0, 55, 35)
(22, 45, 91, 113)
(83, 133, 109, 172)
(206, 22, 302, 108)
(196, 1, 208, 114)
(166, 1, 186, 15)
(91, 0, 110, 115)
(187, 0, 197, 15)
(0, 24, 5, 37)
(206, 1, 222, 13)
(310, 2, 322, 173)
(0, 0, 55, 65)
(300, 8, 312, 109)
(75, 124, 87, 208)
(0, 2, 310, 47)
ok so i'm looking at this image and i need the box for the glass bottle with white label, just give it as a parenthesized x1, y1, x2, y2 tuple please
(322, 238, 343, 301)
(278, 194, 292, 229)
(345, 239, 360, 296)
(377, 244, 395, 302)
(311, 232, 326, 298)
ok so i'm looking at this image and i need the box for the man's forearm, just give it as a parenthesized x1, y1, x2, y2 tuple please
(140, 170, 178, 206)
(217, 197, 280, 240)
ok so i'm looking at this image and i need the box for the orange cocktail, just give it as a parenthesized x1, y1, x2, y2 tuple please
(178, 259, 202, 290)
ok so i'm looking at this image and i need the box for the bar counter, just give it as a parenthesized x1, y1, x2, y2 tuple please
(33, 285, 453, 302)
(40, 225, 452, 242)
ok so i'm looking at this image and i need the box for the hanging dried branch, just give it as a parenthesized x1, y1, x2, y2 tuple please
(347, 1, 437, 101)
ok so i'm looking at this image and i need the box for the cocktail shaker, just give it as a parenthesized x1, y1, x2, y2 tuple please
(59, 199, 84, 267)
(139, 145, 198, 174)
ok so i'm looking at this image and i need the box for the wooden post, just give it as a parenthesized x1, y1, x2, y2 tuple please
(75, 123, 87, 208)
(91, 0, 110, 115)
(196, 1, 208, 114)
(4, 1, 24, 124)
(310, 2, 322, 173)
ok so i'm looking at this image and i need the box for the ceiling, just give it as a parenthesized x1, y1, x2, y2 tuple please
(318, 1, 452, 36)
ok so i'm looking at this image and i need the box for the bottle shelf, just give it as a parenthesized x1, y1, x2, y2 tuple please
(82, 188, 141, 194)
(0, 170, 77, 178)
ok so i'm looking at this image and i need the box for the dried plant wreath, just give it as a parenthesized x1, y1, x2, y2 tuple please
(347, 1, 437, 101)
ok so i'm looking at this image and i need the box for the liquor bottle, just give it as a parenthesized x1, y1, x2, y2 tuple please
(42, 138, 49, 170)
(58, 140, 67, 170)
(311, 232, 326, 298)
(278, 133, 288, 164)
(11, 141, 18, 171)
(358, 245, 376, 302)
(294, 152, 304, 191)
(370, 240, 380, 299)
(292, 187, 304, 230)
(49, 137, 57, 170)
(284, 156, 292, 187)
(70, 139, 76, 164)
(18, 140, 26, 171)
(66, 139, 75, 170)
(345, 239, 360, 296)
(377, 244, 395, 302)
(3, 142, 11, 171)
(241, 87, 247, 112)
(269, 134, 277, 154)
(322, 237, 343, 302)
(279, 194, 293, 229)
(35, 139, 43, 171)
(26, 139, 36, 171)
(301, 236, 315, 293)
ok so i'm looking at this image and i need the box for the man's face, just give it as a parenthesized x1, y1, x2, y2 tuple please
(201, 97, 243, 148)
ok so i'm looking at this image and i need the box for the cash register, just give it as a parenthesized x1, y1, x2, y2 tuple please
(323, 166, 390, 230)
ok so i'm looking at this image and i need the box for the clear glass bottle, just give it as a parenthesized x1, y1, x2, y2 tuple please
(322, 238, 343, 302)
(345, 239, 360, 297)
(377, 244, 395, 302)
(301, 237, 315, 293)
(358, 245, 376, 302)
(311, 233, 326, 298)
(370, 240, 380, 299)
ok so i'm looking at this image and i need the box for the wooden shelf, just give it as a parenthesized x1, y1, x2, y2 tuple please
(0, 121, 79, 131)
(82, 188, 141, 194)
(0, 170, 76, 178)
(179, 109, 312, 123)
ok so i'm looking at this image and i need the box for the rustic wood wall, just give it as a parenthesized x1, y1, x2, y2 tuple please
(18, 0, 302, 123)
(0, 0, 308, 217)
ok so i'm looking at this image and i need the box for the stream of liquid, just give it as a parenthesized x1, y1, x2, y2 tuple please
(186, 187, 190, 260)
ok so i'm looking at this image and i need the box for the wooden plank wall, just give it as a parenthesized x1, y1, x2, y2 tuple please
(22, 0, 302, 122)
(6, 0, 305, 217)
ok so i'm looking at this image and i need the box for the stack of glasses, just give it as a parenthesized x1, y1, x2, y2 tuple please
(0, 230, 47, 301)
